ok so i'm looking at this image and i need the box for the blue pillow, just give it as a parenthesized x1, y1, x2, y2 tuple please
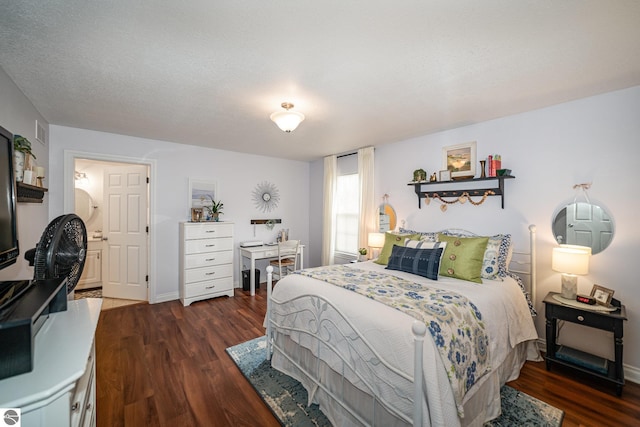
(385, 245, 443, 281)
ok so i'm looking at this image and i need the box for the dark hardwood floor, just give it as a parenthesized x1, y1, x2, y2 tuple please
(96, 286, 640, 426)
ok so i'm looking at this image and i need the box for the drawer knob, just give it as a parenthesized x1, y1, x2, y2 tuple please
(71, 402, 80, 411)
(206, 272, 216, 275)
(206, 230, 216, 233)
(205, 258, 216, 261)
(205, 285, 216, 289)
(205, 244, 216, 247)
(577, 315, 585, 321)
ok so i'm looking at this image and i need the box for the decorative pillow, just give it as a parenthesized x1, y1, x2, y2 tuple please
(405, 239, 447, 264)
(386, 245, 444, 281)
(374, 231, 420, 265)
(437, 234, 489, 283)
(441, 231, 512, 279)
(399, 227, 437, 242)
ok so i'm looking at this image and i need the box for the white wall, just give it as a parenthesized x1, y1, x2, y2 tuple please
(48, 125, 310, 302)
(310, 85, 640, 378)
(0, 67, 50, 281)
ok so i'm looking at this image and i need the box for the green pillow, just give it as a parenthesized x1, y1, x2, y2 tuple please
(374, 232, 420, 265)
(437, 234, 489, 283)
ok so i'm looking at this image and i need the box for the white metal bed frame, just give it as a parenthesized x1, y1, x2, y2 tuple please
(265, 224, 537, 426)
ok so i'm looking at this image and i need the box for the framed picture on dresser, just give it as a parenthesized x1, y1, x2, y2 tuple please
(188, 178, 217, 220)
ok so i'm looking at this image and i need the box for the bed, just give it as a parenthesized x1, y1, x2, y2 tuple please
(264, 225, 541, 426)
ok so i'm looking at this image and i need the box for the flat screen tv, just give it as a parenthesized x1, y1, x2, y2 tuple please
(0, 125, 19, 270)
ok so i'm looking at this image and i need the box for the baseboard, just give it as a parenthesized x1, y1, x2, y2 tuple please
(536, 339, 639, 385)
(154, 291, 179, 304)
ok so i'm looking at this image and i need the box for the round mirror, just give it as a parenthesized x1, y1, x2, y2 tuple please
(75, 188, 96, 224)
(552, 201, 614, 254)
(379, 203, 397, 232)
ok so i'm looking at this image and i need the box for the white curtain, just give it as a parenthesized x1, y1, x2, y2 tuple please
(358, 147, 376, 255)
(322, 155, 337, 265)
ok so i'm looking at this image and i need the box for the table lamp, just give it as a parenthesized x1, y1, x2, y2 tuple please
(368, 232, 385, 259)
(551, 244, 591, 299)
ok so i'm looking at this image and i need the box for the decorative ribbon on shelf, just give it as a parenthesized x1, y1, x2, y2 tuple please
(425, 190, 496, 212)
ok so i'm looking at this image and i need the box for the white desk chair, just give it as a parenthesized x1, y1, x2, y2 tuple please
(269, 240, 300, 281)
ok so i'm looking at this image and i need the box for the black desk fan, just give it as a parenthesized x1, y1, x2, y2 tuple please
(25, 213, 88, 293)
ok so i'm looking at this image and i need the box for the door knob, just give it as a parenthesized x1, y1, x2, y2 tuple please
(102, 237, 108, 241)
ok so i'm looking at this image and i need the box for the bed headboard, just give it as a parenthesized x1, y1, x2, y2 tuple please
(399, 223, 537, 312)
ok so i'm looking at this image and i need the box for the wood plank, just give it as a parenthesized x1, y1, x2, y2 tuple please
(96, 286, 640, 427)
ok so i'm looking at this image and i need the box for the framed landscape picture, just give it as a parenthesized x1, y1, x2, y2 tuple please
(443, 141, 476, 179)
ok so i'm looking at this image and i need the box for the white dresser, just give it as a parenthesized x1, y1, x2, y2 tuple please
(0, 298, 102, 427)
(179, 221, 234, 306)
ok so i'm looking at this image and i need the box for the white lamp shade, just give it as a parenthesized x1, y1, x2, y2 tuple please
(368, 232, 385, 248)
(270, 110, 305, 132)
(552, 245, 591, 275)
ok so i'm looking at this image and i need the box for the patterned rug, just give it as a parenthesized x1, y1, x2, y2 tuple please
(74, 288, 102, 299)
(227, 337, 564, 427)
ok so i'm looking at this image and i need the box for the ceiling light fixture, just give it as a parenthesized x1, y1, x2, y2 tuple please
(270, 102, 305, 132)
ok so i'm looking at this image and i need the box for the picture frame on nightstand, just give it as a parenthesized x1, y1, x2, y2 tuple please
(590, 284, 614, 306)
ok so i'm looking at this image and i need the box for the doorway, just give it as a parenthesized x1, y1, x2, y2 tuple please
(64, 152, 154, 303)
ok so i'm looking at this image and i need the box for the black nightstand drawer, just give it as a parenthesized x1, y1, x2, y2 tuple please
(546, 304, 618, 331)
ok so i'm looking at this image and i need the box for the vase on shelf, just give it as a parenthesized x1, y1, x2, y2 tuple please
(479, 160, 486, 178)
(14, 151, 25, 182)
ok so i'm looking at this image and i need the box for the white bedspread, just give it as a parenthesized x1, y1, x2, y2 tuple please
(268, 261, 539, 426)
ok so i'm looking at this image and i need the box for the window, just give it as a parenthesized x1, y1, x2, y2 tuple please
(334, 173, 359, 254)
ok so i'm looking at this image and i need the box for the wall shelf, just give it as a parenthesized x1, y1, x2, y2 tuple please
(407, 175, 515, 209)
(16, 182, 48, 203)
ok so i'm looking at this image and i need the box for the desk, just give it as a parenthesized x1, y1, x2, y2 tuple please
(239, 244, 304, 295)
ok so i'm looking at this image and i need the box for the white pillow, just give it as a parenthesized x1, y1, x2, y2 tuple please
(405, 239, 447, 263)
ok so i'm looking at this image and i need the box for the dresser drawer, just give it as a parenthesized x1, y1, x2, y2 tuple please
(184, 276, 233, 298)
(185, 263, 233, 283)
(71, 342, 95, 427)
(185, 250, 233, 269)
(184, 237, 233, 254)
(184, 223, 233, 240)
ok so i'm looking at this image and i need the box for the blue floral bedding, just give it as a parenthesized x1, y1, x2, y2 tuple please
(294, 264, 491, 407)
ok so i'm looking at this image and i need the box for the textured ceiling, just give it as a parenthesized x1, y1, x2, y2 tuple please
(1, 1, 639, 162)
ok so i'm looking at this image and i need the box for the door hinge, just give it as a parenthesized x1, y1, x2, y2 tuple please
(146, 225, 149, 233)
(146, 275, 149, 282)
(146, 176, 149, 184)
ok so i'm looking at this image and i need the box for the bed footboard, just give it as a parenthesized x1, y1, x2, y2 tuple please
(265, 265, 425, 426)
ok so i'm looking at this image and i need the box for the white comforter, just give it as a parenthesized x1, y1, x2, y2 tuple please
(268, 261, 539, 426)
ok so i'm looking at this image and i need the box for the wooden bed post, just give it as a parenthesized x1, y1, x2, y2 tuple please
(412, 320, 427, 426)
(266, 265, 273, 360)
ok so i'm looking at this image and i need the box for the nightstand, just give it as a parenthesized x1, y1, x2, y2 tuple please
(543, 291, 627, 395)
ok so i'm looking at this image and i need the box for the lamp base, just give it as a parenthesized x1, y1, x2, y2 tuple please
(561, 274, 578, 299)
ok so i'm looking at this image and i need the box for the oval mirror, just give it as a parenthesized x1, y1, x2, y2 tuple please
(75, 188, 96, 224)
(379, 203, 397, 232)
(552, 201, 614, 255)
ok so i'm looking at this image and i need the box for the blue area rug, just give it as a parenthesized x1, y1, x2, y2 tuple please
(227, 337, 564, 427)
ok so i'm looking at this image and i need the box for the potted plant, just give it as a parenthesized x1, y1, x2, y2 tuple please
(358, 247, 368, 262)
(13, 135, 36, 182)
(204, 196, 224, 221)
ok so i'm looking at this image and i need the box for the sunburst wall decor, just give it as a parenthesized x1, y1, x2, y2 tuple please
(252, 181, 280, 213)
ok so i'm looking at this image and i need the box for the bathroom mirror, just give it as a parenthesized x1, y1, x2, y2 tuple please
(379, 203, 397, 232)
(75, 188, 96, 224)
(551, 201, 614, 255)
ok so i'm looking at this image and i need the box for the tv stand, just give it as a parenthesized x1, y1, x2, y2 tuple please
(0, 277, 67, 379)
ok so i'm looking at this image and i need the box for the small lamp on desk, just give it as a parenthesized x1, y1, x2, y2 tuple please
(552, 244, 591, 299)
(368, 232, 385, 260)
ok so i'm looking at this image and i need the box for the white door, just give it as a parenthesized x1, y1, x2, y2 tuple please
(102, 164, 149, 300)
(565, 202, 613, 254)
